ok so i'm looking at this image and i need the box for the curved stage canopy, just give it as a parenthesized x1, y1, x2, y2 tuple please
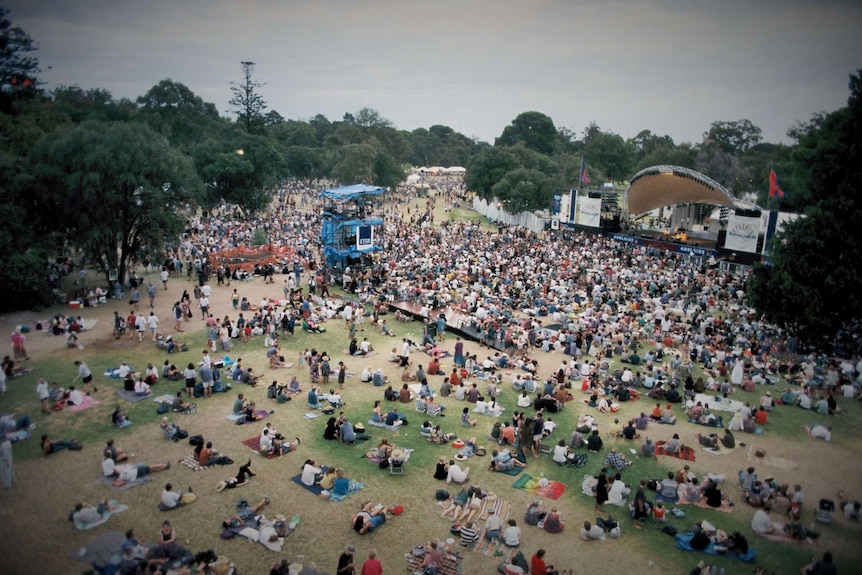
(627, 165, 737, 217)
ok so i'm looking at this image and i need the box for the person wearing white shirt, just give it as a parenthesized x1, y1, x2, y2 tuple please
(66, 387, 85, 406)
(117, 362, 132, 379)
(301, 460, 322, 486)
(750, 505, 775, 534)
(580, 521, 606, 540)
(502, 519, 521, 547)
(259, 429, 273, 454)
(147, 312, 159, 340)
(446, 461, 469, 484)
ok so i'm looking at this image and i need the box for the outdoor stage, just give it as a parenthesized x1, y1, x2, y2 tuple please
(387, 301, 507, 350)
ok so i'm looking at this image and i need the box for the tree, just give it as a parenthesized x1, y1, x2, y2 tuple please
(703, 119, 762, 154)
(195, 130, 285, 216)
(229, 61, 267, 133)
(136, 79, 222, 151)
(465, 146, 518, 200)
(29, 121, 200, 286)
(0, 4, 40, 105)
(585, 127, 635, 183)
(492, 167, 556, 212)
(496, 111, 559, 155)
(748, 70, 862, 346)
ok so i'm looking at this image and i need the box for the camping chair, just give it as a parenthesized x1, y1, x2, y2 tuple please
(389, 456, 405, 475)
(425, 402, 442, 417)
(817, 499, 835, 524)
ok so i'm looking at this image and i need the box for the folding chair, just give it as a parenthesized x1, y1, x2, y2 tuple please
(389, 457, 405, 475)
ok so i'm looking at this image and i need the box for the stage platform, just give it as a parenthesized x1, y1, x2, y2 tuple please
(387, 301, 507, 350)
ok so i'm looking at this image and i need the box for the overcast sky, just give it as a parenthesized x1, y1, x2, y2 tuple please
(6, 0, 862, 145)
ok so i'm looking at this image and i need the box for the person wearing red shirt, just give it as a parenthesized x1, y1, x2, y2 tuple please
(360, 549, 383, 575)
(754, 407, 768, 426)
(530, 548, 557, 575)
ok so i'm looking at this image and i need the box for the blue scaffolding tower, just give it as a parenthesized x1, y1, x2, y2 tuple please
(320, 184, 387, 270)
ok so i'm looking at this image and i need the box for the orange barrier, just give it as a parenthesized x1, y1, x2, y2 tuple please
(210, 245, 296, 272)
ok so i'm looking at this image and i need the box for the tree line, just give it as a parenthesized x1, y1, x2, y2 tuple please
(1, 5, 859, 347)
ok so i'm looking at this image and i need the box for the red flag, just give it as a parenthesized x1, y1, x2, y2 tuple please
(580, 158, 591, 184)
(768, 169, 784, 198)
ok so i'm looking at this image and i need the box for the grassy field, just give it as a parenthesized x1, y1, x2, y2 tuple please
(1, 198, 860, 575)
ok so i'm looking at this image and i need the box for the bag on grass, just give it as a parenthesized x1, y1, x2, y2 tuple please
(189, 434, 204, 446)
(436, 489, 450, 501)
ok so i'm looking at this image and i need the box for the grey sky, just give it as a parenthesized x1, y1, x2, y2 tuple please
(7, 0, 861, 145)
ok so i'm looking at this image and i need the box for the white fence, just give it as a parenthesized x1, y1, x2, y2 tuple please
(471, 197, 548, 233)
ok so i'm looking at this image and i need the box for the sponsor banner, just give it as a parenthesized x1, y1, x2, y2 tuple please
(577, 197, 602, 228)
(724, 214, 760, 253)
(550, 219, 560, 230)
(356, 225, 374, 251)
(552, 194, 562, 215)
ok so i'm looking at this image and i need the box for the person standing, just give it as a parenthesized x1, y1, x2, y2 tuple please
(147, 312, 159, 342)
(11, 330, 29, 362)
(160, 266, 169, 290)
(360, 549, 383, 575)
(129, 285, 140, 311)
(337, 544, 357, 575)
(173, 302, 184, 332)
(72, 360, 97, 395)
(36, 378, 50, 414)
(0, 433, 13, 488)
(147, 281, 157, 308)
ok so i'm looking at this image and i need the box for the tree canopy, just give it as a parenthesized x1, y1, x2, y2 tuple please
(748, 70, 862, 345)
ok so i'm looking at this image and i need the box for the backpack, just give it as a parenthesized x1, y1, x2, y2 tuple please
(156, 403, 170, 414)
(189, 434, 203, 446)
(175, 428, 189, 439)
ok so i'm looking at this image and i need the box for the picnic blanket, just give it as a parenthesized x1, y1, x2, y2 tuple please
(179, 454, 211, 471)
(756, 529, 819, 546)
(512, 474, 567, 500)
(69, 530, 125, 569)
(241, 436, 296, 459)
(116, 388, 151, 403)
(472, 405, 505, 417)
(233, 411, 270, 424)
(746, 445, 798, 470)
(98, 474, 152, 491)
(290, 470, 365, 502)
(476, 497, 511, 523)
(406, 549, 463, 575)
(6, 429, 30, 443)
(688, 416, 724, 428)
(675, 532, 756, 562)
(303, 411, 323, 420)
(368, 448, 414, 464)
(677, 496, 735, 514)
(367, 419, 402, 431)
(342, 349, 379, 358)
(694, 393, 746, 414)
(655, 441, 696, 462)
(153, 394, 175, 404)
(74, 504, 129, 530)
(67, 395, 100, 411)
(234, 517, 296, 552)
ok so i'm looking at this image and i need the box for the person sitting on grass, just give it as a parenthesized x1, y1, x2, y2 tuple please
(461, 407, 477, 427)
(161, 483, 196, 508)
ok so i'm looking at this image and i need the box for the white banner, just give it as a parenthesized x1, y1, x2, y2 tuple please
(577, 197, 602, 228)
(356, 225, 374, 251)
(725, 214, 760, 253)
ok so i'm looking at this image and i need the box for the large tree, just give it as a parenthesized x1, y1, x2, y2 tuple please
(195, 129, 285, 216)
(748, 71, 862, 346)
(136, 79, 222, 151)
(29, 120, 200, 286)
(229, 61, 267, 133)
(0, 4, 40, 105)
(496, 111, 559, 155)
